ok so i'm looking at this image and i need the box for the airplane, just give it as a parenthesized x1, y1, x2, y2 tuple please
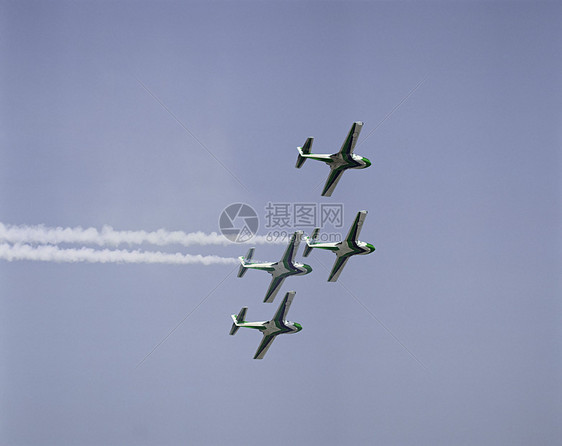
(295, 121, 371, 197)
(230, 290, 302, 359)
(303, 210, 375, 282)
(237, 230, 312, 303)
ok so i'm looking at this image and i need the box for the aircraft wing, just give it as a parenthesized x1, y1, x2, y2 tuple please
(281, 230, 303, 265)
(345, 210, 368, 242)
(272, 291, 296, 322)
(321, 166, 345, 197)
(327, 254, 350, 282)
(254, 334, 276, 359)
(337, 121, 363, 158)
(263, 275, 286, 303)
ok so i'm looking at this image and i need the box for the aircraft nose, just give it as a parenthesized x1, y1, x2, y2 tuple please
(304, 264, 313, 274)
(366, 243, 375, 253)
(293, 323, 303, 332)
(363, 157, 372, 168)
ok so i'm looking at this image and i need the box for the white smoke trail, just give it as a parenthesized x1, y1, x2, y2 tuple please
(0, 223, 285, 247)
(0, 243, 238, 265)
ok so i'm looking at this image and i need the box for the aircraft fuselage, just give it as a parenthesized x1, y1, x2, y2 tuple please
(245, 261, 312, 278)
(242, 319, 302, 336)
(329, 152, 371, 170)
(307, 152, 371, 171)
(308, 240, 374, 257)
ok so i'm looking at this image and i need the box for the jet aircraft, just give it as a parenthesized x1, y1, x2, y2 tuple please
(230, 291, 302, 359)
(303, 210, 375, 282)
(238, 230, 312, 303)
(295, 121, 371, 197)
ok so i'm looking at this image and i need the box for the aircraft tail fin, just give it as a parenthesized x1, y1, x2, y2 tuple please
(296, 137, 313, 168)
(237, 248, 255, 278)
(229, 307, 248, 335)
(303, 228, 320, 257)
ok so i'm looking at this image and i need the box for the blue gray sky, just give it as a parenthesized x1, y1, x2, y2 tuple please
(1, 1, 561, 445)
